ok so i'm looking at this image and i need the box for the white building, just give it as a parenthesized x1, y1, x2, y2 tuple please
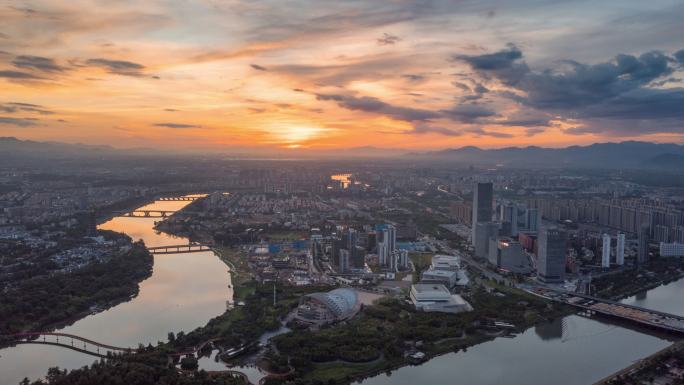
(616, 233, 625, 265)
(410, 284, 472, 314)
(431, 254, 461, 271)
(660, 242, 684, 257)
(602, 233, 611, 268)
(421, 269, 459, 288)
(377, 241, 388, 266)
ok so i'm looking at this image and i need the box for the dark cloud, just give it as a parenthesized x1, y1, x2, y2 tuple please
(153, 122, 200, 129)
(377, 33, 401, 45)
(466, 127, 514, 138)
(675, 49, 684, 63)
(0, 70, 43, 80)
(0, 116, 39, 127)
(452, 82, 471, 91)
(250, 64, 267, 71)
(0, 102, 53, 115)
(458, 44, 684, 135)
(453, 43, 529, 85)
(491, 118, 551, 127)
(86, 58, 145, 76)
(407, 123, 463, 136)
(525, 127, 546, 136)
(12, 55, 66, 72)
(440, 104, 497, 123)
(316, 93, 439, 121)
(402, 74, 424, 82)
(164, 108, 178, 112)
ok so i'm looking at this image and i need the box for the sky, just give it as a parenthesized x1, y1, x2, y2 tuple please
(1, 0, 683, 152)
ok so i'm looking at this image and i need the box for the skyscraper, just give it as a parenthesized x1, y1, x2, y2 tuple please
(537, 227, 567, 283)
(601, 233, 611, 268)
(339, 249, 350, 273)
(500, 202, 519, 237)
(474, 222, 498, 259)
(471, 182, 493, 242)
(616, 233, 625, 266)
(638, 224, 650, 265)
(524, 208, 540, 232)
(376, 224, 397, 268)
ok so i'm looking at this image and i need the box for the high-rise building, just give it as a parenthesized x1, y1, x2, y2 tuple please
(398, 249, 409, 270)
(385, 249, 409, 272)
(500, 202, 519, 237)
(471, 182, 493, 242)
(376, 224, 397, 268)
(346, 228, 358, 250)
(616, 233, 625, 266)
(350, 246, 366, 269)
(601, 233, 611, 268)
(524, 208, 540, 232)
(537, 227, 567, 283)
(339, 249, 350, 273)
(377, 241, 388, 266)
(488, 237, 531, 273)
(638, 224, 650, 265)
(474, 222, 498, 259)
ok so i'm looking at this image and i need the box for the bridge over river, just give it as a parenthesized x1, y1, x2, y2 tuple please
(532, 288, 684, 335)
(147, 243, 213, 254)
(5, 332, 134, 358)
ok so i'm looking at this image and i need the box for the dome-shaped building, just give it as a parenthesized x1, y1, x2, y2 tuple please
(295, 288, 361, 325)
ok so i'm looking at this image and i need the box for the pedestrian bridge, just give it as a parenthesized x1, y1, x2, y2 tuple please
(6, 332, 134, 358)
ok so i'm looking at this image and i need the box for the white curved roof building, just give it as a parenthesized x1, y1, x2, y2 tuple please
(295, 288, 361, 325)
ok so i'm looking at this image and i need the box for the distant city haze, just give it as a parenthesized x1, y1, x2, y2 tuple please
(0, 1, 683, 150)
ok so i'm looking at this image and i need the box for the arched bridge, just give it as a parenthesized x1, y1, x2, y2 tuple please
(113, 210, 176, 218)
(7, 332, 134, 358)
(147, 243, 213, 254)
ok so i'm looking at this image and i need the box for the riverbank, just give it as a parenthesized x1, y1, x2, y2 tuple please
(594, 339, 684, 385)
(592, 257, 684, 301)
(0, 241, 153, 346)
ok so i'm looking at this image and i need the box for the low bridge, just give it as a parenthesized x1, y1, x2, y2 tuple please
(538, 289, 684, 334)
(157, 196, 199, 201)
(7, 332, 134, 358)
(147, 243, 213, 254)
(113, 210, 176, 218)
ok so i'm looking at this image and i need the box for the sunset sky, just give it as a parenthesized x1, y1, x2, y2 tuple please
(1, 0, 683, 151)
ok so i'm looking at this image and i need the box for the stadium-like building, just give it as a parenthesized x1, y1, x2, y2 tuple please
(294, 288, 361, 325)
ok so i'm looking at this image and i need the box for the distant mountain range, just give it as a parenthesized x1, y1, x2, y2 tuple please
(3, 137, 684, 168)
(408, 141, 684, 168)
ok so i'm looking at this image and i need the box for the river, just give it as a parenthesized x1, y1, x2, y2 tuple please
(0, 198, 233, 385)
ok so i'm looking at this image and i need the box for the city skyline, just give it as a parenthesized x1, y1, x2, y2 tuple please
(1, 0, 684, 150)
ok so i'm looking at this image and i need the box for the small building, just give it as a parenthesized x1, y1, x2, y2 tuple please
(410, 284, 472, 314)
(660, 242, 684, 257)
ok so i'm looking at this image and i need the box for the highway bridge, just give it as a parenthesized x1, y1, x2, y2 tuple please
(147, 243, 213, 254)
(532, 288, 684, 335)
(157, 196, 199, 201)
